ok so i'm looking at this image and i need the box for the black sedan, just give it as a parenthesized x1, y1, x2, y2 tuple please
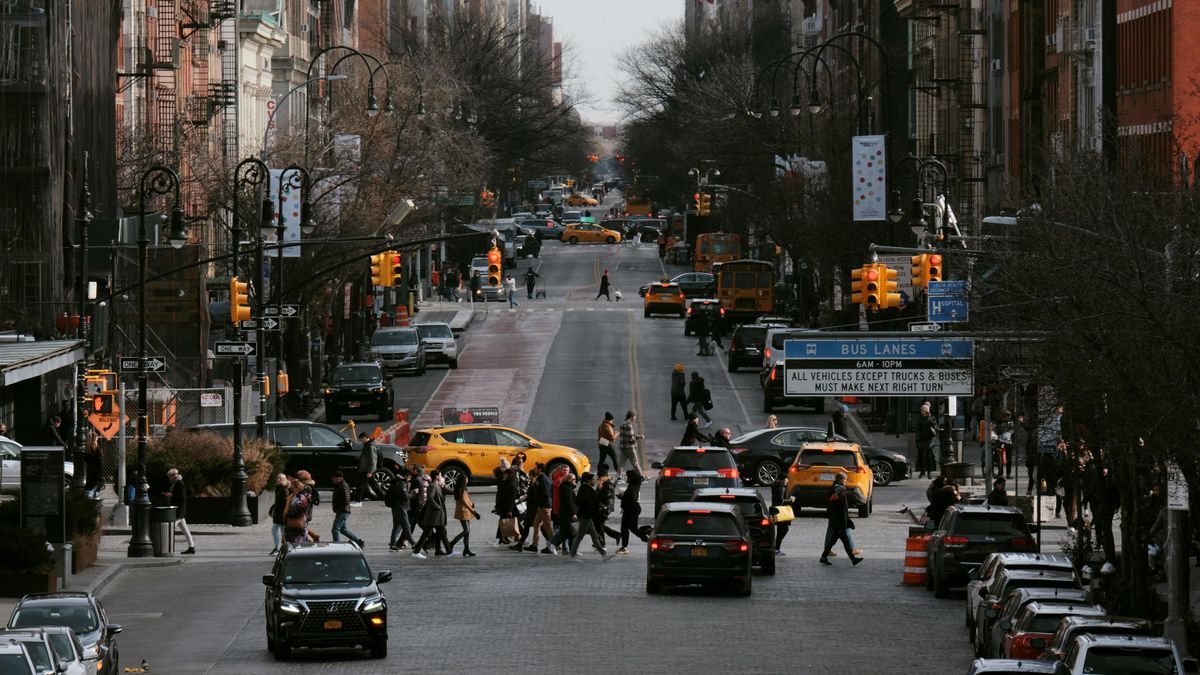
(729, 427, 909, 486)
(639, 272, 715, 298)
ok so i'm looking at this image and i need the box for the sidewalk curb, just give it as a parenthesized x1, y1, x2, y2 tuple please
(86, 557, 183, 596)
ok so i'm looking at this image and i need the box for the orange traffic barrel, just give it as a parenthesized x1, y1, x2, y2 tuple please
(841, 396, 859, 405)
(902, 534, 929, 586)
(395, 306, 411, 327)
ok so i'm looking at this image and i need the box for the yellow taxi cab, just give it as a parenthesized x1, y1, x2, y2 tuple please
(564, 193, 598, 207)
(561, 223, 622, 245)
(643, 282, 686, 317)
(405, 424, 590, 489)
(785, 440, 874, 518)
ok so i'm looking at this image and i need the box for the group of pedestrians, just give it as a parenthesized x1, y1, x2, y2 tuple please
(669, 364, 715, 428)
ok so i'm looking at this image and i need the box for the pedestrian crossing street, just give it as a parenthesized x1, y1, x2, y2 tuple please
(471, 303, 665, 313)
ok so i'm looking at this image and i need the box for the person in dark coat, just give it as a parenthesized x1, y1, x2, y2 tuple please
(330, 470, 364, 547)
(413, 469, 450, 557)
(270, 473, 289, 555)
(915, 403, 938, 478)
(549, 472, 578, 552)
(693, 311, 711, 355)
(617, 470, 650, 554)
(593, 467, 621, 545)
(512, 463, 556, 552)
(83, 430, 103, 498)
(688, 372, 712, 426)
(1084, 448, 1118, 564)
(596, 269, 611, 301)
(711, 427, 733, 449)
(819, 473, 860, 565)
(771, 476, 793, 556)
(670, 364, 688, 420)
(987, 478, 1010, 507)
(926, 479, 961, 527)
(494, 459, 518, 544)
(352, 432, 383, 503)
(680, 416, 711, 446)
(831, 405, 848, 438)
(165, 468, 196, 554)
(569, 472, 607, 558)
(386, 475, 415, 551)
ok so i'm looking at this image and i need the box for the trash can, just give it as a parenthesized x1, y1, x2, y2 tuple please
(149, 506, 177, 557)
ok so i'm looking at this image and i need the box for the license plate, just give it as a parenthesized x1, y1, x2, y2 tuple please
(691, 547, 708, 557)
(323, 620, 342, 630)
(692, 477, 709, 486)
(348, 401, 360, 408)
(819, 473, 835, 481)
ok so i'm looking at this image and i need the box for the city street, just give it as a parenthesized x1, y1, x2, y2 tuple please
(87, 222, 977, 674)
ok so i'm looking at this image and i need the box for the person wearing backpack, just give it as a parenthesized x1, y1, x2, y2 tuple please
(386, 476, 415, 551)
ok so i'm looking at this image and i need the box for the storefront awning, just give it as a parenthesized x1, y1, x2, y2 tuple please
(0, 340, 85, 387)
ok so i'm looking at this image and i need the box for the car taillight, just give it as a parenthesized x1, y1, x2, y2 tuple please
(769, 368, 777, 381)
(717, 468, 739, 479)
(853, 465, 868, 474)
(687, 307, 693, 315)
(1011, 537, 1033, 550)
(944, 536, 969, 546)
(650, 538, 675, 551)
(1010, 634, 1040, 658)
(764, 347, 772, 360)
(759, 517, 771, 527)
(790, 464, 808, 472)
(723, 540, 750, 553)
(719, 308, 725, 315)
(661, 467, 684, 478)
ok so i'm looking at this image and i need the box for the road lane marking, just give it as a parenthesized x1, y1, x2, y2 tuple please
(627, 310, 647, 472)
(713, 345, 753, 429)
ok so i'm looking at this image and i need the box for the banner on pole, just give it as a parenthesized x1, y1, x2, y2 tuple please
(268, 169, 302, 258)
(852, 135, 887, 221)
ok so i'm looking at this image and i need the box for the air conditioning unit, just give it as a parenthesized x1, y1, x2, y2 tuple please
(991, 58, 1002, 72)
(802, 16, 821, 34)
(1045, 32, 1058, 50)
(1085, 27, 1098, 42)
(300, 23, 310, 33)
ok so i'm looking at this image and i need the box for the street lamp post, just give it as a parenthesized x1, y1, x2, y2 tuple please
(271, 167, 312, 420)
(128, 165, 189, 558)
(228, 157, 271, 524)
(73, 156, 93, 490)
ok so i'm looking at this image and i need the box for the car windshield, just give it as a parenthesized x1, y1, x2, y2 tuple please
(698, 496, 762, 517)
(733, 326, 767, 346)
(416, 324, 453, 339)
(0, 654, 32, 674)
(798, 449, 857, 468)
(372, 330, 418, 346)
(954, 513, 1028, 536)
(664, 450, 734, 471)
(11, 604, 99, 634)
(282, 554, 372, 584)
(1082, 646, 1176, 673)
(332, 366, 380, 383)
(658, 512, 742, 536)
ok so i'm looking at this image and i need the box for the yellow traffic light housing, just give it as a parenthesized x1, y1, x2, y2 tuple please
(698, 192, 712, 216)
(388, 251, 403, 287)
(230, 277, 251, 323)
(370, 252, 388, 287)
(910, 253, 944, 289)
(487, 247, 502, 287)
(880, 264, 900, 309)
(850, 265, 876, 308)
(927, 253, 942, 285)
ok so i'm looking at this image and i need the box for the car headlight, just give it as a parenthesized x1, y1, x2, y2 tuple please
(82, 644, 100, 660)
(280, 599, 303, 614)
(374, 386, 387, 393)
(323, 387, 333, 395)
(362, 596, 385, 612)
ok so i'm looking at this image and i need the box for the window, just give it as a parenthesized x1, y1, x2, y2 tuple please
(308, 426, 346, 447)
(456, 429, 493, 445)
(371, 330, 418, 346)
(47, 634, 75, 661)
(282, 554, 371, 583)
(953, 513, 1029, 536)
(492, 429, 530, 447)
(657, 512, 742, 536)
(11, 604, 98, 634)
(272, 425, 304, 447)
(798, 449, 858, 468)
(332, 365, 383, 381)
(1082, 647, 1175, 672)
(663, 449, 735, 470)
(416, 324, 453, 339)
(770, 430, 809, 447)
(18, 642, 51, 671)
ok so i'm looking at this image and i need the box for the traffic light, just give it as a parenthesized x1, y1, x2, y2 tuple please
(698, 192, 712, 216)
(911, 253, 944, 289)
(229, 277, 250, 323)
(850, 264, 883, 310)
(693, 192, 701, 213)
(93, 392, 115, 415)
(879, 264, 901, 309)
(487, 247, 502, 287)
(370, 252, 388, 287)
(480, 189, 495, 207)
(388, 251, 403, 287)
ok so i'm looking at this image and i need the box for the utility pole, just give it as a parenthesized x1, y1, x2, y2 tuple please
(1163, 460, 1190, 656)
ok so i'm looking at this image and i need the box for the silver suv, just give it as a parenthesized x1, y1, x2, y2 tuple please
(414, 322, 459, 369)
(370, 327, 426, 375)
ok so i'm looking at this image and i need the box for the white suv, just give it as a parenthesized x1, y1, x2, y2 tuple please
(415, 322, 460, 369)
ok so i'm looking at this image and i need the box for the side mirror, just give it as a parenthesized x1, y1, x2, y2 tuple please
(1030, 637, 1047, 650)
(262, 574, 275, 586)
(651, 461, 663, 470)
(984, 608, 998, 619)
(999, 619, 1013, 631)
(55, 660, 69, 674)
(106, 623, 122, 637)
(529, 441, 541, 449)
(376, 571, 392, 584)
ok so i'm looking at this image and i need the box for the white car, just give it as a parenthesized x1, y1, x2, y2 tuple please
(415, 322, 459, 369)
(0, 638, 37, 674)
(2, 626, 93, 675)
(1, 436, 76, 490)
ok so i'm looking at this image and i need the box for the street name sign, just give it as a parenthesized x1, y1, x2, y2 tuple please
(263, 304, 299, 318)
(928, 280, 969, 323)
(784, 337, 973, 397)
(215, 341, 256, 356)
(120, 356, 167, 373)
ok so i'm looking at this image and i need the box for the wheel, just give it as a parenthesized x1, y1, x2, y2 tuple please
(735, 575, 752, 597)
(727, 358, 737, 373)
(110, 651, 119, 674)
(858, 499, 870, 518)
(273, 640, 291, 661)
(568, 236, 579, 245)
(325, 409, 340, 424)
(374, 467, 396, 495)
(934, 569, 950, 598)
(762, 396, 773, 414)
(266, 631, 275, 653)
(449, 359, 459, 369)
(644, 309, 650, 318)
(870, 459, 894, 486)
(760, 551, 776, 576)
(646, 576, 662, 595)
(439, 463, 469, 491)
(754, 460, 783, 486)
(605, 236, 616, 244)
(417, 358, 426, 376)
(869, 497, 874, 514)
(369, 642, 387, 659)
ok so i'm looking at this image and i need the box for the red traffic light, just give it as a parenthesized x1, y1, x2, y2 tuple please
(866, 269, 879, 281)
(487, 249, 501, 264)
(391, 254, 401, 264)
(929, 254, 941, 265)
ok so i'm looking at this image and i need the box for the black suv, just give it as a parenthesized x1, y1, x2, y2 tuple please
(651, 446, 741, 514)
(324, 362, 394, 423)
(263, 542, 392, 660)
(6, 591, 122, 672)
(683, 299, 723, 336)
(727, 324, 773, 372)
(646, 502, 753, 596)
(927, 504, 1036, 598)
(692, 487, 776, 575)
(192, 420, 407, 491)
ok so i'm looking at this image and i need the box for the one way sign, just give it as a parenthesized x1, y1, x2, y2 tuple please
(241, 317, 280, 331)
(119, 356, 168, 373)
(264, 304, 299, 318)
(214, 341, 256, 356)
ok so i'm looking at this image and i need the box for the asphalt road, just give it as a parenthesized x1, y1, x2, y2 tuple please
(88, 195, 978, 673)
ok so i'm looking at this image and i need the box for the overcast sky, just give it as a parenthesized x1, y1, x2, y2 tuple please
(536, 0, 683, 125)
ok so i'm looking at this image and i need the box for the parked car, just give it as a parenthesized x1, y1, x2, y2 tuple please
(1035, 615, 1155, 662)
(323, 362, 394, 423)
(2, 626, 91, 675)
(638, 272, 715, 298)
(728, 426, 909, 487)
(263, 542, 391, 660)
(0, 639, 36, 674)
(964, 659, 1062, 675)
(975, 582, 1088, 658)
(414, 322, 459, 369)
(1054, 634, 1198, 674)
(996, 601, 1107, 659)
(652, 446, 740, 514)
(927, 504, 1037, 598)
(785, 441, 873, 517)
(7, 591, 121, 673)
(369, 327, 427, 376)
(192, 420, 408, 491)
(0, 437, 75, 490)
(683, 298, 723, 337)
(691, 487, 776, 575)
(645, 502, 753, 596)
(967, 553, 1076, 638)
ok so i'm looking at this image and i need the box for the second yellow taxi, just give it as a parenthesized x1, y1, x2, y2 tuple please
(785, 440, 874, 517)
(406, 424, 591, 488)
(561, 223, 621, 244)
(643, 282, 686, 317)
